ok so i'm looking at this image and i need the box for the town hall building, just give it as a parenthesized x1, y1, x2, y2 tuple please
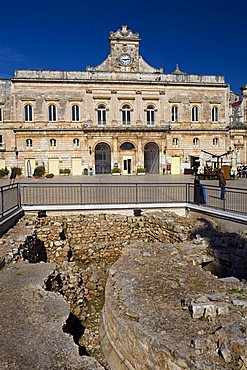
(0, 25, 246, 176)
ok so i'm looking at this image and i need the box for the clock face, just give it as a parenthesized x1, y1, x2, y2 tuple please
(119, 54, 131, 66)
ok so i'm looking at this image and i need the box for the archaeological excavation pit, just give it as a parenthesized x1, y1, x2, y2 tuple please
(1, 211, 247, 369)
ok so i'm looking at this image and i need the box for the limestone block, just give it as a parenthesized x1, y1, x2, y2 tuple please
(219, 343, 232, 363)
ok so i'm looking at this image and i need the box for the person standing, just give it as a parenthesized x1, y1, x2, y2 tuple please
(219, 169, 226, 200)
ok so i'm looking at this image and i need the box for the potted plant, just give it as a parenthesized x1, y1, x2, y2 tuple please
(137, 167, 146, 175)
(0, 167, 9, 178)
(33, 166, 45, 178)
(111, 167, 121, 175)
(59, 168, 71, 176)
(45, 173, 54, 178)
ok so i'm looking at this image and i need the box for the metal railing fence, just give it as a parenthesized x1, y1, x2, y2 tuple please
(0, 184, 21, 218)
(188, 184, 247, 214)
(19, 182, 188, 206)
(18, 182, 247, 215)
(0, 183, 246, 219)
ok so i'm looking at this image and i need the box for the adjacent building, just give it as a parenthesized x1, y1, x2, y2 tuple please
(0, 25, 246, 176)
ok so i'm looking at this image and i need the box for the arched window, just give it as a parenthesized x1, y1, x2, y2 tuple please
(122, 104, 131, 125)
(24, 104, 33, 122)
(213, 138, 219, 146)
(48, 105, 57, 122)
(97, 104, 106, 125)
(71, 105, 80, 122)
(120, 142, 135, 150)
(172, 138, 179, 147)
(171, 106, 178, 122)
(73, 138, 80, 147)
(26, 138, 33, 147)
(193, 137, 200, 147)
(146, 105, 155, 125)
(212, 106, 219, 122)
(50, 138, 56, 147)
(192, 106, 199, 122)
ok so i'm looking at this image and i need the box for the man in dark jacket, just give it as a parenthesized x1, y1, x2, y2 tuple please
(219, 169, 226, 200)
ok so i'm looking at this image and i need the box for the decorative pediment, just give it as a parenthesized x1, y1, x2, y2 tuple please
(87, 25, 163, 75)
(109, 25, 140, 41)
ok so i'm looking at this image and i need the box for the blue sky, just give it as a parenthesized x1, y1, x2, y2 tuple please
(0, 0, 246, 94)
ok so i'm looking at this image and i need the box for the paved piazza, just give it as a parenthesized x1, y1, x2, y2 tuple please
(0, 174, 246, 188)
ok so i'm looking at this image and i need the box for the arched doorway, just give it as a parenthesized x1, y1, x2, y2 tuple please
(144, 142, 160, 174)
(95, 143, 111, 174)
(120, 142, 136, 175)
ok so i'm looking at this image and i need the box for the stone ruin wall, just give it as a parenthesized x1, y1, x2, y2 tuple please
(1, 211, 247, 369)
(34, 212, 193, 264)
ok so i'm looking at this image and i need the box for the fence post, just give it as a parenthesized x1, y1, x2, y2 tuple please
(80, 184, 83, 205)
(0, 187, 3, 217)
(223, 191, 226, 211)
(17, 183, 21, 208)
(136, 183, 138, 204)
(186, 183, 189, 203)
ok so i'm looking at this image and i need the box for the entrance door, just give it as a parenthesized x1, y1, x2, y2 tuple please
(123, 156, 132, 175)
(190, 156, 199, 171)
(95, 143, 111, 174)
(72, 158, 81, 176)
(0, 159, 5, 169)
(171, 156, 181, 174)
(25, 159, 36, 176)
(48, 158, 59, 175)
(144, 142, 159, 174)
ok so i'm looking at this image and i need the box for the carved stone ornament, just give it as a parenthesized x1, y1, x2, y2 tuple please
(109, 25, 140, 41)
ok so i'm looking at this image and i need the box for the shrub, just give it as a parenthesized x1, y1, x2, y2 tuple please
(59, 168, 71, 175)
(111, 167, 121, 174)
(45, 173, 54, 178)
(137, 167, 146, 173)
(0, 167, 9, 177)
(33, 166, 45, 177)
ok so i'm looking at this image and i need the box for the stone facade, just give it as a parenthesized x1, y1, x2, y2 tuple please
(0, 25, 246, 176)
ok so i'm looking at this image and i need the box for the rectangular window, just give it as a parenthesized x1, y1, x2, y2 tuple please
(49, 105, 57, 122)
(98, 109, 106, 125)
(72, 105, 80, 122)
(192, 106, 199, 122)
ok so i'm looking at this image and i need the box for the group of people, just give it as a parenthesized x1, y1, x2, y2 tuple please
(237, 166, 247, 178)
(194, 168, 226, 204)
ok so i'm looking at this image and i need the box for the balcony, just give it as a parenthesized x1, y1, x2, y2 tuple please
(82, 120, 171, 132)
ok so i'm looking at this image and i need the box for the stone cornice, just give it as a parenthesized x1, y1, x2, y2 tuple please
(13, 126, 171, 133)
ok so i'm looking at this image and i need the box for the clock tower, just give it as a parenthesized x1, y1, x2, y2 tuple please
(87, 25, 163, 74)
(109, 25, 141, 72)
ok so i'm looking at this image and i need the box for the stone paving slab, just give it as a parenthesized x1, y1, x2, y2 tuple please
(0, 261, 104, 370)
(0, 174, 246, 188)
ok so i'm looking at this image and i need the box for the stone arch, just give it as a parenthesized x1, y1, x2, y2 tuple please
(144, 142, 160, 174)
(120, 142, 136, 150)
(95, 142, 111, 174)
